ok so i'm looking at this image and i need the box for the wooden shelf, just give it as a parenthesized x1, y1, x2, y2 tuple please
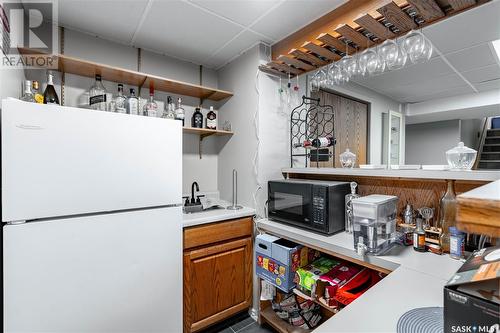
(19, 49, 233, 101)
(260, 307, 310, 333)
(182, 127, 233, 137)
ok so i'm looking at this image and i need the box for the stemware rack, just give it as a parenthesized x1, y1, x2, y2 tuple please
(290, 96, 335, 168)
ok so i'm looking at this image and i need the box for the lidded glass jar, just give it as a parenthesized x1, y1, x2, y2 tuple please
(445, 142, 477, 170)
(340, 148, 356, 168)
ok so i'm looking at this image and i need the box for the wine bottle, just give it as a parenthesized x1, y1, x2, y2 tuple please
(293, 136, 336, 148)
(43, 72, 60, 105)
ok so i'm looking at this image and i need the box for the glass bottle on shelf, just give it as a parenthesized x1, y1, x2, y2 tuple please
(340, 148, 357, 168)
(113, 84, 127, 114)
(162, 96, 175, 119)
(345, 182, 360, 233)
(438, 180, 457, 253)
(20, 80, 35, 102)
(43, 71, 60, 105)
(206, 106, 217, 129)
(89, 74, 107, 111)
(126, 88, 139, 115)
(191, 106, 203, 128)
(143, 85, 158, 117)
(174, 97, 185, 126)
(32, 80, 44, 104)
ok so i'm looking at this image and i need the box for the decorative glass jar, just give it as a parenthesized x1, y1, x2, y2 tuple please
(445, 142, 477, 170)
(340, 148, 356, 168)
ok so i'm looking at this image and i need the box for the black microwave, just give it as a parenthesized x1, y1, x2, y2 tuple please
(268, 179, 350, 235)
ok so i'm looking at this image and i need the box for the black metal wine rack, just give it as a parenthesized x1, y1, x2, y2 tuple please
(290, 96, 335, 168)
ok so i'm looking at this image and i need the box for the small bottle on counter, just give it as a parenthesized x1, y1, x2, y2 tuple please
(413, 218, 426, 252)
(32, 80, 44, 104)
(449, 227, 465, 260)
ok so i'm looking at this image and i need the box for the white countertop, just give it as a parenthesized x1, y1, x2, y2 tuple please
(458, 179, 500, 200)
(282, 167, 500, 182)
(183, 202, 255, 227)
(256, 219, 463, 332)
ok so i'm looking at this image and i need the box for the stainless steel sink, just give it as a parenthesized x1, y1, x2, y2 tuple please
(183, 205, 224, 214)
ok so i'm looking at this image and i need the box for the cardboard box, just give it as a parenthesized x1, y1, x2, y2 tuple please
(255, 234, 313, 292)
(335, 269, 383, 306)
(444, 246, 500, 333)
(294, 257, 339, 295)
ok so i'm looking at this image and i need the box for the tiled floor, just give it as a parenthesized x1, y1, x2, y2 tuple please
(199, 312, 274, 333)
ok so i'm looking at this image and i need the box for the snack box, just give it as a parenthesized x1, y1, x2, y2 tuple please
(444, 246, 500, 333)
(255, 234, 317, 292)
(294, 257, 339, 295)
(316, 261, 362, 306)
(335, 269, 384, 305)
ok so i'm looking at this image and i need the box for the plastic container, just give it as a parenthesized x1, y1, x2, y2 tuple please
(445, 142, 477, 170)
(352, 195, 398, 255)
(449, 226, 465, 260)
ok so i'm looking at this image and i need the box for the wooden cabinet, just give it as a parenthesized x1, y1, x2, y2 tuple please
(183, 217, 253, 333)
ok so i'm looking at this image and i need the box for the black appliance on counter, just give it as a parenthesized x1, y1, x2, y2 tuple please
(268, 179, 350, 235)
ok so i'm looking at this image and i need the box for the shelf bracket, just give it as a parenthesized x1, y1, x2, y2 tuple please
(198, 132, 216, 159)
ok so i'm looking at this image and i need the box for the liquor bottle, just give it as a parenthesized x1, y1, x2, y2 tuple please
(20, 80, 35, 102)
(191, 107, 203, 128)
(32, 80, 44, 104)
(89, 74, 107, 111)
(174, 97, 185, 126)
(413, 218, 426, 252)
(113, 84, 127, 114)
(344, 182, 360, 233)
(206, 106, 216, 129)
(43, 71, 60, 105)
(126, 88, 139, 115)
(438, 180, 457, 253)
(143, 85, 158, 117)
(162, 96, 175, 119)
(293, 136, 336, 148)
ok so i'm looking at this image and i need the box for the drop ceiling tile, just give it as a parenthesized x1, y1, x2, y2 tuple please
(444, 43, 497, 72)
(353, 57, 454, 91)
(424, 1, 500, 54)
(474, 79, 500, 92)
(189, 0, 281, 26)
(133, 0, 242, 65)
(207, 30, 267, 68)
(403, 85, 474, 104)
(462, 64, 500, 84)
(250, 0, 346, 41)
(384, 73, 467, 100)
(58, 0, 149, 44)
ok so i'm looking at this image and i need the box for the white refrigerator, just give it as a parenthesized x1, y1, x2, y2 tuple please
(2, 99, 183, 333)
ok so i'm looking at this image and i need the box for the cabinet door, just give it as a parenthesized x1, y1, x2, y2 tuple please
(184, 237, 252, 333)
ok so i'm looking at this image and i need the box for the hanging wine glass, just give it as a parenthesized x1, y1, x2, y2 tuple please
(338, 56, 352, 81)
(365, 46, 385, 75)
(379, 38, 400, 69)
(347, 52, 361, 77)
(403, 30, 432, 64)
(317, 67, 328, 88)
(387, 37, 407, 70)
(409, 34, 433, 64)
(309, 71, 320, 92)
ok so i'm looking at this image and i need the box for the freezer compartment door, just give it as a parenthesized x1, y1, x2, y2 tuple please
(1, 99, 182, 222)
(3, 206, 182, 333)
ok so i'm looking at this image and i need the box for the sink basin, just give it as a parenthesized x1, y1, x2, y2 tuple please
(183, 205, 224, 214)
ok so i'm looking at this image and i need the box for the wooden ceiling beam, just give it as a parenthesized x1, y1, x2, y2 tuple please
(316, 33, 356, 54)
(268, 62, 304, 75)
(277, 55, 315, 71)
(335, 24, 375, 49)
(271, 0, 402, 59)
(258, 65, 294, 77)
(377, 1, 417, 32)
(354, 14, 396, 41)
(302, 41, 342, 61)
(289, 49, 327, 67)
(406, 0, 445, 22)
(447, 0, 476, 11)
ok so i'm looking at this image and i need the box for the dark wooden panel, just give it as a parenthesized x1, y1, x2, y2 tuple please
(377, 1, 417, 32)
(268, 62, 304, 75)
(316, 33, 356, 54)
(289, 48, 327, 66)
(335, 24, 374, 49)
(447, 0, 476, 11)
(258, 65, 292, 77)
(302, 41, 341, 61)
(354, 14, 396, 41)
(407, 0, 445, 22)
(277, 55, 315, 71)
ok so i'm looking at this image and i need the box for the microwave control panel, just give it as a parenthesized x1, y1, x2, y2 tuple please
(312, 186, 327, 225)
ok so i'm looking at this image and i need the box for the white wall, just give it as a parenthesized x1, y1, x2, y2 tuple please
(405, 120, 460, 165)
(22, 29, 219, 194)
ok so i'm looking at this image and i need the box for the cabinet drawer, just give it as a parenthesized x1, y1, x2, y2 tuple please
(184, 217, 253, 250)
